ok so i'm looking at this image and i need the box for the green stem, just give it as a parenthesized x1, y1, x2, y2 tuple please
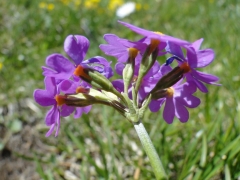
(134, 121, 168, 180)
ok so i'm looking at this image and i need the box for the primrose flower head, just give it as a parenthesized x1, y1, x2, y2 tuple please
(34, 21, 220, 138)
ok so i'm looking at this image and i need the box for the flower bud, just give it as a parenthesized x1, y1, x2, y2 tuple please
(74, 65, 113, 92)
(123, 48, 137, 93)
(150, 66, 184, 95)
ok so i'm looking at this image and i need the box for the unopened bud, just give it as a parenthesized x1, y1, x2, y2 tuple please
(74, 65, 113, 92)
(123, 56, 135, 93)
(148, 39, 160, 55)
(150, 66, 184, 95)
(74, 65, 92, 82)
(76, 86, 90, 94)
(128, 48, 139, 60)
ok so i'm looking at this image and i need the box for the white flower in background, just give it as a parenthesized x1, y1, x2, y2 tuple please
(116, 2, 136, 18)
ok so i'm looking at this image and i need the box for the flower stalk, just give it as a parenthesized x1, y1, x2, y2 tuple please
(134, 121, 168, 180)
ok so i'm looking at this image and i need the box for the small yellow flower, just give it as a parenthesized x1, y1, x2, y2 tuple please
(136, 3, 142, 11)
(108, 0, 124, 11)
(61, 0, 70, 5)
(0, 62, 3, 70)
(39, 2, 46, 9)
(47, 3, 55, 11)
(74, 0, 81, 6)
(84, 0, 100, 9)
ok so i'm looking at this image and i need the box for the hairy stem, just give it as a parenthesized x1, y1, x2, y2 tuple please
(134, 121, 168, 180)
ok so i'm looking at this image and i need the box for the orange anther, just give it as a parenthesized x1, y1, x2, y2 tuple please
(74, 65, 91, 81)
(55, 95, 66, 106)
(180, 62, 191, 73)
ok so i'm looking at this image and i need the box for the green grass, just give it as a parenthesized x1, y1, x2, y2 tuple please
(1, 0, 240, 179)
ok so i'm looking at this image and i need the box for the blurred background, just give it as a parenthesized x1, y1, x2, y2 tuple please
(0, 0, 239, 179)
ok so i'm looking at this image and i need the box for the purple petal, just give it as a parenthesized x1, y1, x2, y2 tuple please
(103, 34, 126, 47)
(186, 47, 198, 67)
(187, 75, 209, 93)
(181, 95, 201, 108)
(82, 56, 113, 78)
(64, 35, 89, 65)
(161, 35, 190, 46)
(33, 77, 57, 106)
(149, 99, 165, 112)
(99, 44, 127, 56)
(54, 116, 61, 137)
(82, 105, 92, 113)
(175, 100, 189, 123)
(61, 105, 75, 117)
(112, 79, 124, 93)
(115, 62, 125, 76)
(192, 38, 203, 50)
(166, 42, 185, 60)
(174, 83, 201, 108)
(160, 64, 172, 75)
(192, 70, 219, 83)
(34, 89, 56, 106)
(74, 108, 83, 119)
(195, 49, 215, 68)
(118, 20, 154, 37)
(117, 53, 129, 63)
(118, 21, 190, 46)
(45, 124, 55, 137)
(74, 106, 92, 118)
(60, 80, 79, 94)
(163, 98, 175, 124)
(175, 82, 196, 94)
(45, 105, 59, 126)
(43, 54, 74, 80)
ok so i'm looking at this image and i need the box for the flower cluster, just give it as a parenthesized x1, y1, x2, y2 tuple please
(34, 21, 219, 136)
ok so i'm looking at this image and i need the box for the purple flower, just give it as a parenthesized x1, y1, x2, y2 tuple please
(99, 34, 147, 63)
(166, 39, 220, 93)
(149, 79, 201, 124)
(118, 21, 191, 50)
(33, 77, 91, 137)
(42, 35, 113, 81)
(59, 79, 92, 118)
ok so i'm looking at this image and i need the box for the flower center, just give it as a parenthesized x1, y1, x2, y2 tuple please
(166, 87, 174, 97)
(76, 86, 90, 93)
(74, 65, 92, 81)
(154, 31, 164, 36)
(148, 38, 160, 55)
(128, 48, 139, 59)
(180, 62, 191, 73)
(55, 95, 66, 106)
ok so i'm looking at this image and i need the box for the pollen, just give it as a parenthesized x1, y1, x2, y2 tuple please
(166, 87, 174, 97)
(74, 65, 91, 81)
(180, 62, 191, 73)
(148, 38, 160, 55)
(55, 95, 66, 106)
(154, 31, 164, 36)
(128, 48, 139, 59)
